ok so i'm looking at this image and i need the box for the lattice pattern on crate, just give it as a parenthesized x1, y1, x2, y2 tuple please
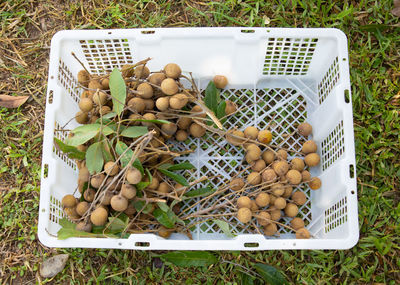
(49, 195, 64, 224)
(79, 39, 133, 74)
(321, 120, 344, 171)
(318, 57, 339, 104)
(324, 195, 347, 233)
(263, 38, 318, 76)
(53, 121, 77, 170)
(58, 60, 81, 104)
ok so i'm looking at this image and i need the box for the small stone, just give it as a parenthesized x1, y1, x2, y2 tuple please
(40, 254, 69, 278)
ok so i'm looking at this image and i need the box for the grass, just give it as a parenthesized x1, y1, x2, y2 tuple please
(0, 0, 399, 283)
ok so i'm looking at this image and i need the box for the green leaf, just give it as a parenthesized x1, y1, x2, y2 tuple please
(109, 68, 126, 116)
(184, 187, 215, 198)
(254, 264, 288, 285)
(57, 218, 112, 239)
(153, 208, 176, 229)
(241, 273, 255, 285)
(133, 200, 153, 214)
(213, 219, 236, 238)
(120, 126, 148, 138)
(160, 251, 217, 267)
(158, 163, 173, 170)
(86, 142, 104, 174)
(96, 112, 117, 124)
(158, 168, 189, 186)
(54, 138, 85, 160)
(129, 119, 170, 124)
(66, 124, 114, 146)
(157, 202, 170, 212)
(216, 100, 226, 119)
(133, 159, 144, 176)
(204, 81, 219, 113)
(106, 217, 128, 232)
(167, 162, 195, 171)
(115, 141, 134, 168)
(101, 141, 114, 162)
(136, 181, 150, 191)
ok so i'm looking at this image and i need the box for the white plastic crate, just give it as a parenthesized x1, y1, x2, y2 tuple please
(38, 27, 358, 250)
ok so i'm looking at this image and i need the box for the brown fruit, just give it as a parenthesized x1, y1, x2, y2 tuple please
(308, 177, 321, 190)
(124, 203, 136, 216)
(244, 126, 259, 140)
(213, 75, 228, 89)
(164, 63, 181, 79)
(83, 188, 96, 202)
(296, 228, 311, 239)
(142, 113, 156, 127)
(161, 78, 179, 95)
(250, 200, 259, 211)
(134, 66, 150, 79)
(304, 153, 320, 167)
(75, 111, 89, 124)
(161, 122, 177, 136)
(247, 172, 261, 185)
(77, 144, 87, 152)
(257, 211, 271, 226)
(100, 77, 109, 90)
(274, 197, 286, 209)
(273, 161, 289, 176)
(264, 223, 277, 236)
(78, 70, 90, 87)
(155, 96, 170, 111)
(88, 80, 102, 95)
(175, 183, 185, 194)
(251, 159, 266, 172)
(121, 184, 137, 199)
(100, 106, 111, 115)
(271, 184, 285, 196)
(143, 99, 155, 110)
(262, 169, 277, 182)
(62, 194, 77, 208)
(177, 117, 192, 129)
(284, 203, 299, 217)
(128, 97, 146, 113)
(298, 122, 312, 136)
(230, 178, 244, 191)
(225, 100, 237, 115)
(101, 191, 113, 206)
(237, 207, 252, 223)
(169, 93, 188, 109)
(91, 174, 106, 189)
(237, 196, 252, 209)
(93, 91, 107, 105)
(302, 140, 317, 154)
(149, 72, 166, 85)
(292, 191, 307, 205)
(76, 201, 90, 216)
(191, 105, 207, 118)
(79, 166, 90, 182)
(226, 130, 246, 146)
(286, 170, 302, 185)
(81, 90, 90, 99)
(282, 186, 293, 198)
(301, 170, 311, 182)
(106, 177, 119, 191)
(270, 209, 281, 221)
(137, 82, 153, 99)
(121, 64, 135, 77)
(291, 158, 305, 171)
(111, 195, 128, 211)
(79, 98, 93, 112)
(76, 221, 92, 232)
(255, 193, 270, 207)
(189, 123, 206, 138)
(176, 130, 188, 142)
(158, 182, 172, 193)
(290, 218, 305, 230)
(158, 226, 172, 238)
(104, 161, 119, 176)
(257, 130, 272, 144)
(276, 149, 288, 160)
(246, 144, 262, 161)
(126, 167, 142, 184)
(146, 176, 159, 190)
(90, 207, 108, 226)
(262, 150, 275, 164)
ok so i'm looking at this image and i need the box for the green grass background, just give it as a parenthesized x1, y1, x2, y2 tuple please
(0, 0, 399, 284)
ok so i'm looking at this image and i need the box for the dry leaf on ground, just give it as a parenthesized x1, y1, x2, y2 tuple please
(392, 0, 400, 17)
(0, 95, 29, 108)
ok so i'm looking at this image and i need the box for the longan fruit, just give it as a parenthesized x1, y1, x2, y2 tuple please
(176, 130, 188, 142)
(213, 75, 228, 89)
(308, 177, 321, 190)
(134, 66, 150, 79)
(301, 170, 311, 182)
(77, 144, 87, 152)
(292, 191, 307, 206)
(126, 167, 142, 184)
(155, 96, 170, 111)
(121, 64, 135, 77)
(76, 221, 92, 232)
(251, 159, 266, 172)
(100, 106, 111, 115)
(158, 226, 172, 238)
(274, 197, 287, 210)
(237, 196, 252, 209)
(79, 98, 94, 112)
(164, 63, 182, 79)
(158, 182, 171, 193)
(62, 194, 77, 208)
(111, 195, 128, 212)
(90, 174, 105, 189)
(142, 113, 156, 127)
(191, 105, 207, 118)
(121, 184, 137, 199)
(89, 115, 99, 124)
(262, 150, 275, 164)
(290, 217, 305, 230)
(143, 99, 155, 110)
(257, 130, 272, 144)
(161, 122, 177, 136)
(65, 207, 79, 219)
(169, 93, 188, 109)
(264, 223, 277, 236)
(262, 169, 277, 182)
(285, 203, 299, 217)
(161, 78, 179, 95)
(282, 186, 293, 198)
(302, 140, 317, 154)
(286, 169, 302, 185)
(177, 117, 192, 129)
(269, 194, 277, 205)
(174, 183, 185, 194)
(128, 97, 146, 113)
(255, 193, 270, 207)
(304, 153, 320, 167)
(250, 200, 259, 211)
(291, 158, 305, 171)
(104, 161, 119, 176)
(225, 100, 237, 115)
(83, 188, 96, 202)
(88, 79, 102, 95)
(78, 70, 90, 87)
(76, 201, 90, 216)
(124, 203, 136, 216)
(247, 172, 261, 185)
(230, 178, 244, 191)
(101, 191, 113, 206)
(271, 183, 285, 196)
(149, 72, 166, 86)
(137, 82, 153, 99)
(225, 130, 245, 146)
(106, 177, 119, 191)
(257, 211, 271, 226)
(246, 144, 262, 161)
(189, 123, 206, 138)
(90, 207, 108, 226)
(75, 111, 89, 124)
(244, 126, 259, 140)
(270, 209, 281, 221)
(298, 122, 312, 136)
(93, 91, 107, 105)
(237, 207, 252, 223)
(81, 90, 90, 100)
(100, 77, 109, 90)
(296, 228, 311, 239)
(273, 161, 289, 176)
(276, 149, 288, 160)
